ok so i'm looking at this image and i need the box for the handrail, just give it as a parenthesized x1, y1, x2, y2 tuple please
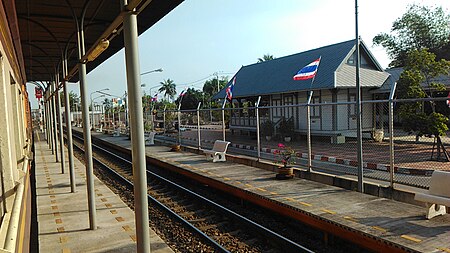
(3, 140, 32, 252)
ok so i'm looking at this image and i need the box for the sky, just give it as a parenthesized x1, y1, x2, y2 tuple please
(26, 0, 450, 109)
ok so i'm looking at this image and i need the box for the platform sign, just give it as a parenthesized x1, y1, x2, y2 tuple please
(35, 87, 42, 99)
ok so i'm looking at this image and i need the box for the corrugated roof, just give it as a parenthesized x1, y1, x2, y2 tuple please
(11, 0, 183, 82)
(214, 39, 389, 100)
(375, 67, 450, 94)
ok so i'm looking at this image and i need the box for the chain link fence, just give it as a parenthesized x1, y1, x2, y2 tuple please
(155, 97, 450, 189)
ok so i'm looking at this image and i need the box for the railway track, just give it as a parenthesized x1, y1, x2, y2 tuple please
(70, 134, 317, 253)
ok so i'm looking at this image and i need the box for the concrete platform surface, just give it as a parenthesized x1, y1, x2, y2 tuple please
(35, 139, 173, 253)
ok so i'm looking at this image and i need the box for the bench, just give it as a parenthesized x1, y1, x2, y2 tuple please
(145, 132, 156, 145)
(203, 140, 231, 162)
(414, 170, 450, 219)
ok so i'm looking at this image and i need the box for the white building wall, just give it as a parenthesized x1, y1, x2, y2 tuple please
(336, 90, 349, 131)
(320, 90, 333, 131)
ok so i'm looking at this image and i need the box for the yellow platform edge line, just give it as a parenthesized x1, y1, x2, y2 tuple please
(371, 226, 388, 233)
(343, 216, 358, 222)
(299, 201, 312, 207)
(437, 247, 450, 253)
(321, 209, 336, 214)
(401, 235, 422, 243)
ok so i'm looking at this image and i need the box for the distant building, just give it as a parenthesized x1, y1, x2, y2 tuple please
(214, 39, 390, 142)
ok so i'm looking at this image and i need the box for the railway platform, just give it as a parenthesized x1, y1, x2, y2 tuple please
(89, 130, 450, 253)
(34, 137, 173, 253)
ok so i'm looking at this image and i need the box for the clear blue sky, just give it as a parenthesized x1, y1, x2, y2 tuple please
(27, 0, 450, 109)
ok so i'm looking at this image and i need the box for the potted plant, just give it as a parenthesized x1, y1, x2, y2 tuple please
(273, 143, 296, 179)
(261, 120, 274, 141)
(278, 117, 295, 142)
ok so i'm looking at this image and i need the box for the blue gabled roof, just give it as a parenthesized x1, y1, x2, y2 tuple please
(214, 39, 358, 100)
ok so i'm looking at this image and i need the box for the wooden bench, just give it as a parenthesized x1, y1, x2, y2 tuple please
(414, 170, 450, 219)
(203, 140, 231, 162)
(145, 132, 156, 145)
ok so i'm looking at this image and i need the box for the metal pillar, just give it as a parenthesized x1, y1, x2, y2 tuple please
(51, 82, 59, 162)
(255, 96, 261, 161)
(48, 93, 54, 152)
(197, 102, 201, 149)
(77, 19, 97, 228)
(56, 75, 66, 174)
(307, 91, 313, 172)
(355, 0, 364, 193)
(122, 4, 150, 252)
(78, 62, 97, 229)
(389, 82, 397, 189)
(63, 59, 76, 192)
(45, 93, 52, 149)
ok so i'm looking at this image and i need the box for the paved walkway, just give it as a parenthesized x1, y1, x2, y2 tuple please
(34, 136, 173, 253)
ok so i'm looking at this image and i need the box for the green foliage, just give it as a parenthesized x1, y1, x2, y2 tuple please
(373, 4, 450, 67)
(257, 54, 275, 63)
(202, 76, 228, 99)
(158, 79, 177, 101)
(400, 112, 448, 137)
(175, 88, 204, 110)
(103, 98, 112, 113)
(397, 49, 450, 137)
(273, 143, 296, 167)
(277, 117, 295, 137)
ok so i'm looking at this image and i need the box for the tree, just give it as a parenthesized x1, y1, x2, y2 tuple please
(396, 49, 450, 160)
(175, 88, 203, 110)
(158, 79, 176, 101)
(60, 91, 80, 111)
(257, 54, 275, 63)
(373, 4, 450, 67)
(202, 76, 228, 98)
(103, 98, 112, 113)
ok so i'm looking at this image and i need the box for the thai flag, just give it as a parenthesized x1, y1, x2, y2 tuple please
(179, 88, 187, 97)
(151, 93, 158, 102)
(447, 91, 450, 108)
(226, 77, 236, 102)
(293, 58, 321, 81)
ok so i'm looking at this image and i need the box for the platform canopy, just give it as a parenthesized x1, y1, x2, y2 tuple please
(8, 0, 182, 83)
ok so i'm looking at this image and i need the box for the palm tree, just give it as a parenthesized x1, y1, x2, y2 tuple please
(158, 79, 176, 101)
(257, 54, 275, 63)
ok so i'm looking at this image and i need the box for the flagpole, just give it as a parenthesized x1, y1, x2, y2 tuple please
(307, 56, 321, 172)
(177, 91, 185, 145)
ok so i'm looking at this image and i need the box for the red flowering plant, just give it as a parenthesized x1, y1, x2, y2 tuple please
(273, 143, 296, 168)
